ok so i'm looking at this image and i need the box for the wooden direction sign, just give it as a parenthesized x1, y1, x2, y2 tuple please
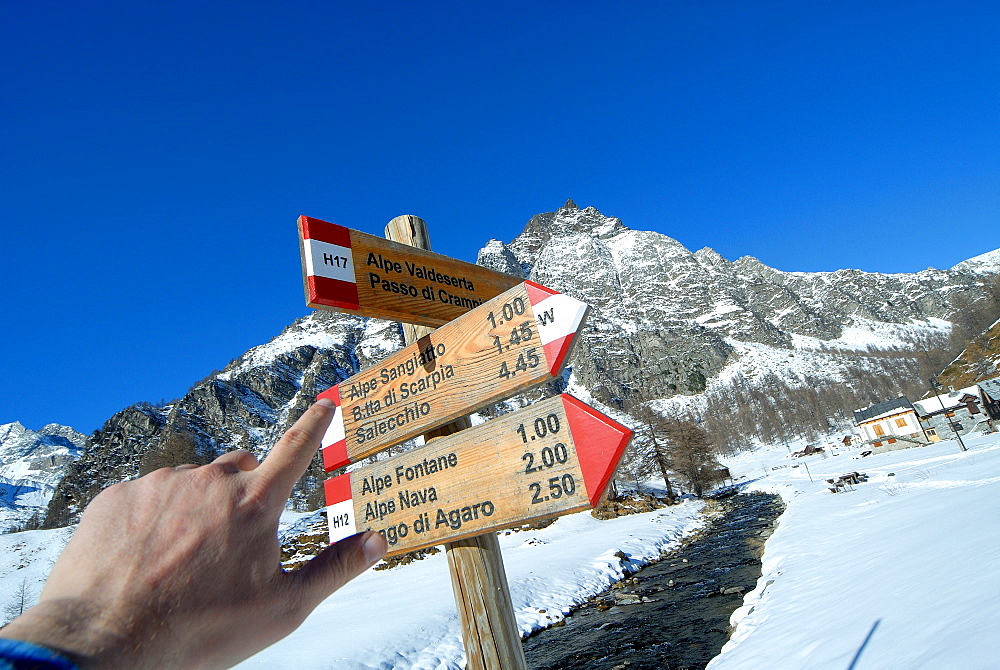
(323, 394, 632, 556)
(298, 216, 522, 327)
(317, 281, 590, 470)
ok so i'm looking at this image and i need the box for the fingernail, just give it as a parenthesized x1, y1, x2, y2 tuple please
(362, 531, 388, 566)
(316, 398, 336, 409)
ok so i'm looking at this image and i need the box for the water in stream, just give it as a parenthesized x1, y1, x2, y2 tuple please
(522, 492, 783, 670)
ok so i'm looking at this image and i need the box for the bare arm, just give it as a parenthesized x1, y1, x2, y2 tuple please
(0, 398, 387, 669)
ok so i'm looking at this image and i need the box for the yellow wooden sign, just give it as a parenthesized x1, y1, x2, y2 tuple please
(324, 394, 632, 556)
(298, 216, 522, 327)
(318, 281, 590, 470)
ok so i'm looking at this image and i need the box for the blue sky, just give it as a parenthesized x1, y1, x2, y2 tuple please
(2, 1, 998, 434)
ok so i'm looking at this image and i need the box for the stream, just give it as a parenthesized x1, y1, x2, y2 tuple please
(522, 492, 783, 670)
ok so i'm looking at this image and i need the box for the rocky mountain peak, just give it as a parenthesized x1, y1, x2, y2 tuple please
(0, 422, 27, 445)
(693, 247, 731, 271)
(0, 422, 87, 463)
(550, 204, 626, 239)
(951, 248, 1000, 275)
(476, 239, 524, 277)
(477, 205, 1000, 415)
(0, 421, 87, 532)
(499, 204, 629, 273)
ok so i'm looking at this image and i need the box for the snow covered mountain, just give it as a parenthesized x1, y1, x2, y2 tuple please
(43, 313, 406, 527)
(950, 247, 1000, 275)
(478, 201, 999, 413)
(0, 422, 87, 532)
(37, 202, 1000, 526)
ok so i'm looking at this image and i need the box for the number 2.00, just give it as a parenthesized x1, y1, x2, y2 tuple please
(521, 443, 569, 474)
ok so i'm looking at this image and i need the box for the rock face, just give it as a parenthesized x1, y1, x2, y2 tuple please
(478, 203, 1000, 409)
(43, 312, 406, 527)
(938, 317, 1000, 388)
(36, 203, 1000, 527)
(0, 422, 87, 531)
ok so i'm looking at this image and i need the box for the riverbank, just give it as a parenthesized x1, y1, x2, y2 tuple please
(710, 432, 1000, 669)
(523, 493, 783, 670)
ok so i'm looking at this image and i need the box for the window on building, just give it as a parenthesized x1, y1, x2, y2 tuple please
(926, 428, 938, 437)
(895, 417, 908, 428)
(873, 424, 885, 436)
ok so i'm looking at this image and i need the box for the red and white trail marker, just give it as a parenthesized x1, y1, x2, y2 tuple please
(317, 281, 590, 470)
(298, 216, 522, 327)
(323, 394, 632, 556)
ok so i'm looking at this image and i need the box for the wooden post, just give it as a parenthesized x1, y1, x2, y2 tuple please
(385, 215, 527, 670)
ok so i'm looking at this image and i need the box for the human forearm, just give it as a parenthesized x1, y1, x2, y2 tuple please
(0, 399, 387, 668)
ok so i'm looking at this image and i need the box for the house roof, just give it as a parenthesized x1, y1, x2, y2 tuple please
(853, 396, 914, 424)
(979, 377, 1000, 401)
(913, 385, 981, 416)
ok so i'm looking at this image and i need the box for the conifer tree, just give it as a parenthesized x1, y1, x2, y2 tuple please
(660, 416, 722, 498)
(3, 579, 33, 625)
(628, 403, 677, 499)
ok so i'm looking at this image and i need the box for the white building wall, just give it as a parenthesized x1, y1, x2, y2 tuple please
(860, 411, 923, 441)
(890, 413, 920, 435)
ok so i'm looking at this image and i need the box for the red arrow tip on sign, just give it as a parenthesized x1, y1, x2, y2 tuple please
(525, 281, 589, 375)
(524, 280, 557, 305)
(561, 394, 632, 506)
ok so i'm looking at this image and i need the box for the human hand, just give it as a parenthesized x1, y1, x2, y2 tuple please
(0, 398, 387, 669)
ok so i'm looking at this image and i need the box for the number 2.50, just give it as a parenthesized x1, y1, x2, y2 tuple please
(529, 474, 577, 503)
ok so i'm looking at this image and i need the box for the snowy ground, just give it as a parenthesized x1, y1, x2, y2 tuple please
(240, 501, 705, 669)
(0, 497, 706, 667)
(3, 432, 998, 668)
(711, 432, 1000, 669)
(0, 526, 73, 624)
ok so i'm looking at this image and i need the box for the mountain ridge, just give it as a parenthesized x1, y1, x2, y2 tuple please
(0, 422, 87, 531)
(24, 202, 1000, 527)
(478, 202, 999, 413)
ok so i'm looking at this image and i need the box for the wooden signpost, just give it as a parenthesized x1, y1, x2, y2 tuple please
(323, 394, 632, 556)
(383, 216, 525, 670)
(316, 280, 590, 471)
(296, 214, 629, 670)
(298, 215, 522, 327)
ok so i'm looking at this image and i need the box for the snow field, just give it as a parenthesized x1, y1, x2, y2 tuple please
(711, 433, 1000, 669)
(239, 500, 705, 669)
(5, 428, 999, 668)
(0, 527, 74, 623)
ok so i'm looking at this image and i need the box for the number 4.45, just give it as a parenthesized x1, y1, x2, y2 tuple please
(498, 348, 540, 379)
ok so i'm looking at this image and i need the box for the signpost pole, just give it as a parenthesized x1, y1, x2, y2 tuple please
(929, 377, 968, 452)
(385, 215, 528, 670)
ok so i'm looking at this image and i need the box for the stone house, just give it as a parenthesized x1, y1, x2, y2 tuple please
(912, 385, 987, 440)
(977, 378, 1000, 424)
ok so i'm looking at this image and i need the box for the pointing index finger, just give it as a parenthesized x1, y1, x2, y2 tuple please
(255, 398, 336, 493)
